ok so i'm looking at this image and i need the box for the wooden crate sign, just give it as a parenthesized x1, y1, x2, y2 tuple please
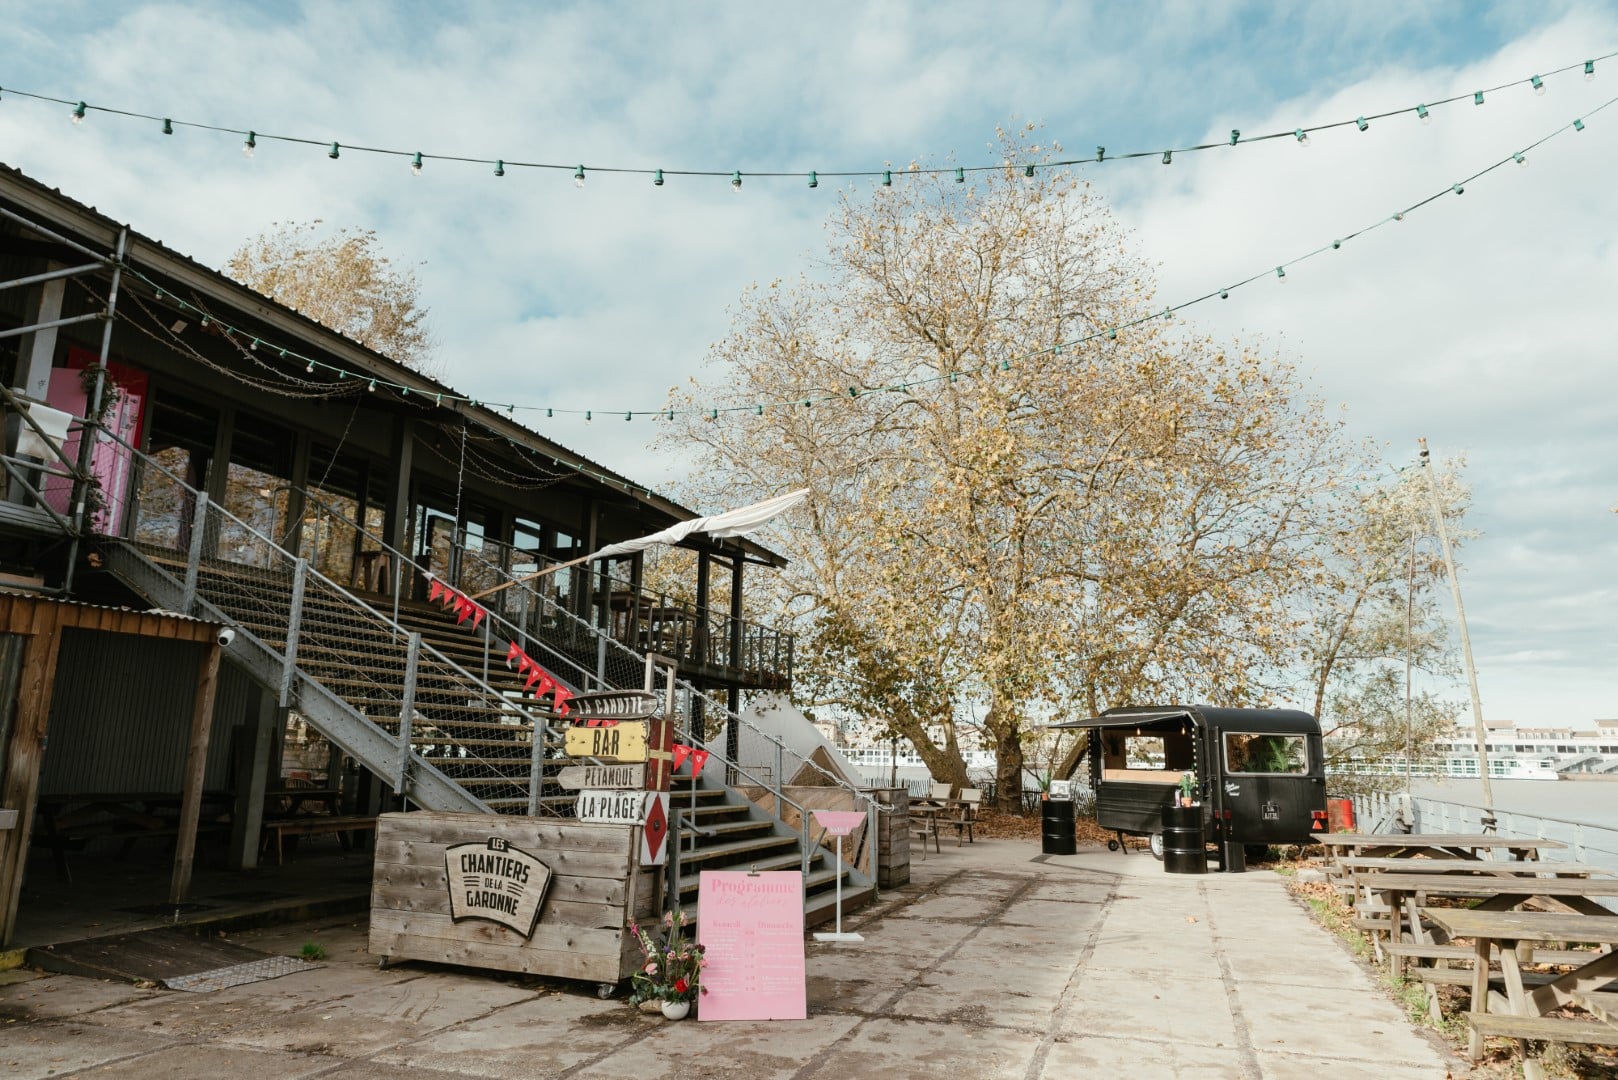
(443, 837, 552, 938)
(556, 763, 646, 790)
(563, 721, 649, 762)
(575, 789, 646, 825)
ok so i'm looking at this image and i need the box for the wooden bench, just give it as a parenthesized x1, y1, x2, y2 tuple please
(1464, 1011, 1618, 1045)
(261, 815, 378, 865)
(1383, 941, 1608, 966)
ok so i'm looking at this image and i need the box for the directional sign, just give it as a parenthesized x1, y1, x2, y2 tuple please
(556, 764, 646, 790)
(575, 789, 648, 824)
(563, 720, 649, 762)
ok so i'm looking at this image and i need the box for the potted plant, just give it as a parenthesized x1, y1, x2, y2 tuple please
(628, 909, 707, 1019)
(1178, 770, 1197, 807)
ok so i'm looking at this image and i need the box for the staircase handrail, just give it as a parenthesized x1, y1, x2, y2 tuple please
(107, 436, 581, 808)
(452, 533, 887, 824)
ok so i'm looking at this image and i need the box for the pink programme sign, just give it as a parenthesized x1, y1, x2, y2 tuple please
(697, 870, 806, 1021)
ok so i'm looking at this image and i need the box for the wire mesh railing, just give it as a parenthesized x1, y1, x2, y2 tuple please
(118, 442, 569, 815)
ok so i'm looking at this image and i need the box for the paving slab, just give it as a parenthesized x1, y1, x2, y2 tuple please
(0, 837, 1462, 1079)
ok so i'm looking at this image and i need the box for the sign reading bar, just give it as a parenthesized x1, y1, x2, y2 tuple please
(697, 870, 807, 1021)
(443, 837, 552, 938)
(563, 720, 649, 762)
(556, 763, 646, 790)
(575, 789, 647, 824)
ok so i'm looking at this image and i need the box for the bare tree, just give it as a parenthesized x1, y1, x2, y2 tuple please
(226, 221, 438, 375)
(662, 127, 1354, 810)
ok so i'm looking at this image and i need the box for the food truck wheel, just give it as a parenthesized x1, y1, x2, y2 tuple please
(1106, 839, 1120, 851)
(1148, 832, 1164, 860)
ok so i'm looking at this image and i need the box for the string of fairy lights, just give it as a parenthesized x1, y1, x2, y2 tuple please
(0, 50, 1610, 185)
(92, 89, 1614, 429)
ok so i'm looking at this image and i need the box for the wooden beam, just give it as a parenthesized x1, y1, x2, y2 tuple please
(227, 683, 276, 870)
(169, 640, 222, 903)
(0, 603, 63, 945)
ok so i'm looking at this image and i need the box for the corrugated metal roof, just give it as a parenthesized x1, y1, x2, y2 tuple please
(0, 163, 787, 567)
(0, 588, 221, 626)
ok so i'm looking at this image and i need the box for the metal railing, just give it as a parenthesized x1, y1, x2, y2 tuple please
(453, 528, 793, 687)
(117, 440, 568, 814)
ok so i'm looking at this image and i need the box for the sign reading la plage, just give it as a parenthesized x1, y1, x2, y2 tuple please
(575, 789, 647, 824)
(443, 837, 552, 938)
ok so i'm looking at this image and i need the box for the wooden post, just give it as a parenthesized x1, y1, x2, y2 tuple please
(228, 683, 276, 869)
(170, 640, 223, 903)
(0, 604, 63, 945)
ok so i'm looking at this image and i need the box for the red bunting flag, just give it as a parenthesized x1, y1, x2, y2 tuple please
(470, 605, 485, 630)
(670, 744, 691, 772)
(505, 641, 522, 666)
(428, 579, 444, 603)
(689, 748, 710, 775)
(552, 686, 572, 717)
(454, 596, 473, 623)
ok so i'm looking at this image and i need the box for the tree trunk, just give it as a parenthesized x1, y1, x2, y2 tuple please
(1055, 731, 1090, 786)
(994, 726, 1024, 813)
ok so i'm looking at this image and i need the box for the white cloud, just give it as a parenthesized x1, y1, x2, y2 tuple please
(2, 1, 1613, 723)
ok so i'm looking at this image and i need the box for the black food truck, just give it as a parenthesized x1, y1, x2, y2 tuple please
(1052, 705, 1328, 869)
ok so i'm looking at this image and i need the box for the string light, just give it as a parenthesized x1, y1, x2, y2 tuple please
(1162, 150, 1172, 165)
(653, 168, 663, 186)
(101, 87, 1609, 429)
(328, 142, 340, 159)
(807, 170, 818, 188)
(573, 164, 585, 188)
(954, 167, 964, 183)
(1294, 128, 1310, 146)
(8, 49, 1610, 189)
(162, 118, 173, 135)
(731, 170, 742, 192)
(243, 131, 255, 157)
(411, 152, 423, 176)
(367, 379, 377, 392)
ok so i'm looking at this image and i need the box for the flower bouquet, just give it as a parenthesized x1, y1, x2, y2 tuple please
(628, 909, 707, 1015)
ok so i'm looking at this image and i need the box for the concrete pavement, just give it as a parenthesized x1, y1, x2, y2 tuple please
(0, 839, 1461, 1079)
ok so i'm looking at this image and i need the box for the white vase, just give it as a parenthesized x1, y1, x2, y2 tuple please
(660, 1000, 691, 1020)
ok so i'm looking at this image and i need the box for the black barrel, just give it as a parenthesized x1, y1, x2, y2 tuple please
(1161, 804, 1207, 874)
(1041, 798, 1076, 855)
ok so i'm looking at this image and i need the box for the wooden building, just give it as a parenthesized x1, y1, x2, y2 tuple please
(0, 164, 875, 949)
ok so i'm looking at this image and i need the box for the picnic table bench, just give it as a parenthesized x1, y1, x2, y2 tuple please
(1423, 907, 1618, 1079)
(260, 814, 378, 865)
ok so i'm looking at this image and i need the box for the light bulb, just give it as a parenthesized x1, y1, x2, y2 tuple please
(881, 170, 892, 187)
(1294, 128, 1309, 146)
(574, 164, 585, 188)
(1585, 60, 1595, 81)
(243, 131, 256, 157)
(1162, 150, 1172, 165)
(411, 152, 423, 176)
(1417, 104, 1430, 124)
(807, 170, 818, 188)
(494, 159, 505, 177)
(1356, 116, 1368, 132)
(367, 379, 376, 392)
(731, 170, 742, 192)
(1514, 153, 1527, 167)
(328, 142, 341, 159)
(162, 118, 173, 135)
(954, 166, 965, 183)
(1532, 75, 1545, 96)
(1275, 266, 1287, 283)
(1473, 91, 1484, 106)
(653, 168, 663, 186)
(71, 101, 86, 124)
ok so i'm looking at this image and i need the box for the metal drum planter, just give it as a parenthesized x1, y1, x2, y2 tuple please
(1161, 804, 1207, 874)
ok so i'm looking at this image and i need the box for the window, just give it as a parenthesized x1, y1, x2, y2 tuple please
(1224, 733, 1307, 775)
(1124, 736, 1167, 770)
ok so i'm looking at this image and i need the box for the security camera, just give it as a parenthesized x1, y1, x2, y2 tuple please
(218, 627, 237, 647)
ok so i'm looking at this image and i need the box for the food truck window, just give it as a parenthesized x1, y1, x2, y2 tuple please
(1224, 733, 1307, 775)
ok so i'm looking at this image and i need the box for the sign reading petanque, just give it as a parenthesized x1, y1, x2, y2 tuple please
(556, 763, 645, 790)
(442, 836, 552, 938)
(563, 720, 649, 762)
(575, 789, 647, 824)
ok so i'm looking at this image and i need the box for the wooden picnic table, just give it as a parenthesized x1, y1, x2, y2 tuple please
(1422, 907, 1618, 1079)
(1316, 832, 1567, 865)
(1336, 856, 1613, 876)
(1357, 871, 1618, 977)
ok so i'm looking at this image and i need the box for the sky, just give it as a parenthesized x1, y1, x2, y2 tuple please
(1, 1, 1614, 727)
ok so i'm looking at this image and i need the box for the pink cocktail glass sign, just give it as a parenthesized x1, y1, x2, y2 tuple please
(697, 870, 806, 1020)
(811, 810, 866, 837)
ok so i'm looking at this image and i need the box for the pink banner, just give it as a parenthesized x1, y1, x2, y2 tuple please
(811, 810, 866, 838)
(697, 871, 806, 1021)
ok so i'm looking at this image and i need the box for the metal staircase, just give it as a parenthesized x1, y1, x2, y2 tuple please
(92, 442, 875, 924)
